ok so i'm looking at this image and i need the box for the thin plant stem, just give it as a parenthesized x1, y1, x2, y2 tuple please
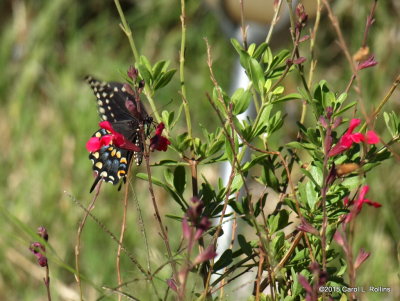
(69, 193, 148, 276)
(180, 0, 192, 139)
(114, 0, 161, 122)
(265, 0, 283, 45)
(114, 0, 139, 61)
(75, 180, 102, 301)
(322, 0, 368, 121)
(321, 0, 356, 75)
(116, 161, 133, 301)
(361, 0, 378, 49)
(302, 0, 322, 124)
(307, 0, 321, 88)
(129, 179, 151, 272)
(142, 127, 178, 284)
(360, 74, 400, 132)
(44, 258, 52, 301)
(255, 244, 265, 300)
(239, 0, 248, 49)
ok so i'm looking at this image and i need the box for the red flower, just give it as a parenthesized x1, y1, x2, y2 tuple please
(354, 185, 381, 211)
(344, 185, 381, 223)
(328, 119, 379, 157)
(150, 123, 171, 152)
(86, 121, 140, 152)
(193, 245, 217, 265)
(354, 248, 370, 270)
(357, 55, 378, 71)
(29, 242, 48, 267)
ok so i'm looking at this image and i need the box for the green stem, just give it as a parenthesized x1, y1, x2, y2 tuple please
(114, 0, 161, 122)
(180, 0, 192, 139)
(114, 0, 139, 61)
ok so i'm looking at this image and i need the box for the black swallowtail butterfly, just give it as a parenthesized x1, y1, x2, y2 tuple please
(85, 76, 153, 192)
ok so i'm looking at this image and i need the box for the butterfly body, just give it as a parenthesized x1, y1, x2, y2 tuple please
(85, 76, 152, 192)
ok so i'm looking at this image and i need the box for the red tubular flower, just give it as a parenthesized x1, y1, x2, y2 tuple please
(344, 185, 381, 223)
(328, 119, 379, 157)
(86, 121, 140, 152)
(357, 55, 378, 70)
(354, 248, 370, 270)
(297, 219, 320, 237)
(193, 245, 217, 265)
(354, 185, 382, 211)
(150, 123, 171, 152)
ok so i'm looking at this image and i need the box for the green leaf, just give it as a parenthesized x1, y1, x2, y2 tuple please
(253, 42, 269, 60)
(271, 231, 285, 254)
(272, 86, 284, 95)
(231, 38, 244, 54)
(231, 174, 244, 193)
(305, 181, 318, 210)
(139, 55, 152, 71)
(174, 132, 191, 152)
(333, 101, 357, 117)
(384, 111, 399, 137)
(224, 136, 233, 163)
(161, 110, 174, 128)
(231, 39, 252, 71)
(272, 92, 302, 104)
(213, 249, 233, 270)
(341, 176, 362, 190)
(336, 92, 348, 105)
(268, 210, 289, 233)
(247, 43, 256, 56)
(229, 199, 243, 215)
(258, 159, 280, 191)
(290, 248, 308, 262)
(152, 159, 183, 166)
(337, 258, 347, 276)
(137, 62, 152, 86)
(291, 268, 302, 297)
(248, 58, 265, 93)
(154, 69, 176, 89)
(137, 173, 187, 210)
(152, 60, 167, 77)
(173, 166, 186, 195)
(254, 193, 268, 217)
(163, 168, 174, 187)
(238, 234, 253, 257)
(232, 88, 252, 114)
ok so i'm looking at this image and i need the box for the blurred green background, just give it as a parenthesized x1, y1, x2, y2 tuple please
(0, 0, 399, 300)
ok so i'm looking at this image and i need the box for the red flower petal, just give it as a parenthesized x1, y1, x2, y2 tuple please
(150, 135, 171, 151)
(349, 132, 365, 143)
(99, 121, 113, 132)
(150, 123, 170, 152)
(359, 185, 369, 200)
(155, 122, 165, 135)
(86, 134, 114, 152)
(340, 134, 354, 148)
(86, 137, 102, 152)
(112, 132, 126, 146)
(363, 199, 382, 208)
(347, 119, 361, 133)
(357, 56, 378, 71)
(366, 130, 379, 144)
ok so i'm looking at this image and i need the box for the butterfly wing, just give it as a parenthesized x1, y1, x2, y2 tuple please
(85, 76, 133, 122)
(85, 76, 151, 191)
(88, 128, 132, 192)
